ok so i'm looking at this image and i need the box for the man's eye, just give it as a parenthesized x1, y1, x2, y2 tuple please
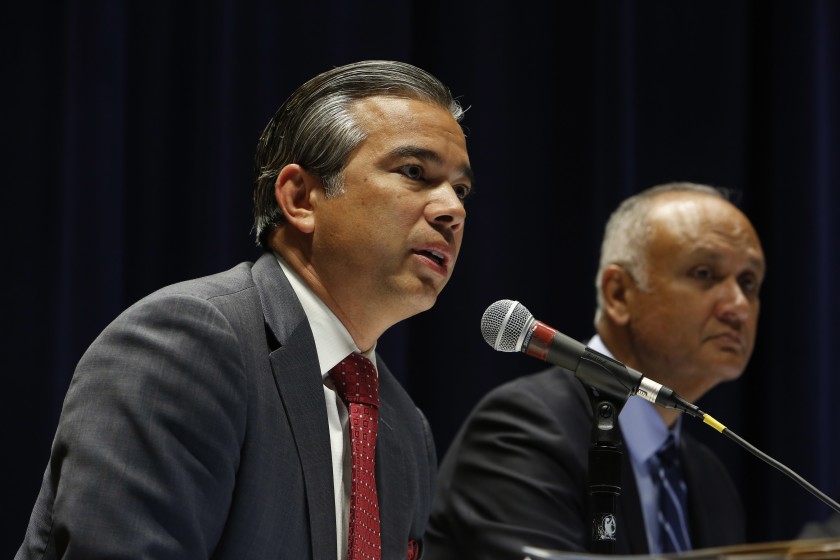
(739, 275, 759, 295)
(401, 165, 423, 180)
(454, 184, 472, 200)
(692, 267, 713, 280)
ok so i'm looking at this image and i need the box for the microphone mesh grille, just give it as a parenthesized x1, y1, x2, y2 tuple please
(480, 299, 532, 352)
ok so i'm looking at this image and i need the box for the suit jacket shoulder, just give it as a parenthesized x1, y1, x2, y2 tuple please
(17, 252, 436, 560)
(427, 366, 600, 559)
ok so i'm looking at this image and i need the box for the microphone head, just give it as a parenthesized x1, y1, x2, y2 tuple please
(480, 299, 534, 352)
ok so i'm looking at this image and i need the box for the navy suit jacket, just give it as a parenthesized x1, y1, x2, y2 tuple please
(425, 366, 744, 559)
(18, 252, 437, 559)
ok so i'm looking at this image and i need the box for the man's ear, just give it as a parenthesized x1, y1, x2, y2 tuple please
(601, 264, 632, 326)
(274, 163, 318, 234)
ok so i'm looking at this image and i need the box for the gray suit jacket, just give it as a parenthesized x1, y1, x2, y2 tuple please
(425, 366, 744, 559)
(17, 252, 437, 559)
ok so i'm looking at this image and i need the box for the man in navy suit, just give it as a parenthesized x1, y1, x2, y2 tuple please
(426, 183, 765, 558)
(17, 60, 474, 560)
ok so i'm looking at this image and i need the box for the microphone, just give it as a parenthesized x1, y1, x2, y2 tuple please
(481, 298, 840, 516)
(480, 299, 700, 416)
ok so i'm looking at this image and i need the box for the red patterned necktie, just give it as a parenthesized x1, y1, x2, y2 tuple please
(331, 354, 381, 560)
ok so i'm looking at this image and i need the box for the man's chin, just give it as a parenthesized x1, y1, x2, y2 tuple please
(712, 361, 748, 383)
(394, 289, 439, 320)
(693, 352, 748, 383)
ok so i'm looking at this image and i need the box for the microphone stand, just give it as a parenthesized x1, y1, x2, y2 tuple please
(580, 359, 630, 555)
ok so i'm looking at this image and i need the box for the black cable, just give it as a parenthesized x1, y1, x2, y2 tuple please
(698, 410, 840, 514)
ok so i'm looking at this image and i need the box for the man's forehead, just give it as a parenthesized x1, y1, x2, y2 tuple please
(351, 95, 447, 118)
(649, 196, 751, 239)
(647, 226, 766, 278)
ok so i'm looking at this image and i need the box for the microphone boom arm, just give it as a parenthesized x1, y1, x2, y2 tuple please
(700, 411, 840, 514)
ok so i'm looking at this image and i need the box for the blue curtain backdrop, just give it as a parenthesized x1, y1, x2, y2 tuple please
(3, 0, 838, 555)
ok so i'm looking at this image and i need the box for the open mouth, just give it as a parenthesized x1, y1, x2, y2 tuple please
(414, 249, 446, 266)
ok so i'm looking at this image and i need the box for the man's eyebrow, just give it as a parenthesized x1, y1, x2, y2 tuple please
(689, 246, 767, 275)
(748, 256, 767, 276)
(390, 145, 475, 184)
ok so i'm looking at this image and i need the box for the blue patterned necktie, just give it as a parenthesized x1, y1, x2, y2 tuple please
(650, 434, 692, 553)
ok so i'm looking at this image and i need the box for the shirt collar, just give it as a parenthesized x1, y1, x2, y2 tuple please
(274, 253, 376, 378)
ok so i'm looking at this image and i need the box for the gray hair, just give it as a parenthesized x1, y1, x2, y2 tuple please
(593, 182, 731, 327)
(252, 60, 466, 248)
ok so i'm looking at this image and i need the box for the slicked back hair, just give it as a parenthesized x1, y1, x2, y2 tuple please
(252, 60, 465, 248)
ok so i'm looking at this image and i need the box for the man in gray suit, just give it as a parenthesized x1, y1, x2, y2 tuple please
(426, 183, 765, 558)
(17, 60, 474, 560)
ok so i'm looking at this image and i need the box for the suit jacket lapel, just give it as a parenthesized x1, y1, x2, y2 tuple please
(253, 253, 337, 560)
(618, 450, 650, 554)
(270, 339, 336, 559)
(374, 360, 409, 556)
(682, 435, 710, 548)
